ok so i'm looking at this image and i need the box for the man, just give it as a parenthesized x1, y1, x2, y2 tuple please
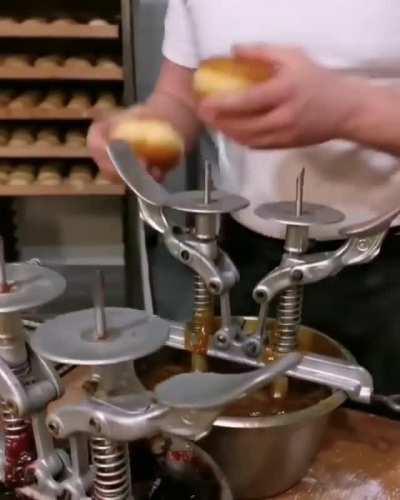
(89, 0, 400, 397)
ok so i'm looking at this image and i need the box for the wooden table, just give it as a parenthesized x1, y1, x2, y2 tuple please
(279, 410, 400, 499)
(50, 369, 400, 499)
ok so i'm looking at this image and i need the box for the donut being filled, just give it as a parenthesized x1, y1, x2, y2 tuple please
(111, 119, 184, 169)
(193, 56, 271, 99)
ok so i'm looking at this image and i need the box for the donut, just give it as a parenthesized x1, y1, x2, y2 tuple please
(193, 56, 271, 99)
(111, 118, 184, 169)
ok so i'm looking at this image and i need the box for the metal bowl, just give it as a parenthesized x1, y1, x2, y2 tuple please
(138, 319, 351, 499)
(202, 320, 350, 499)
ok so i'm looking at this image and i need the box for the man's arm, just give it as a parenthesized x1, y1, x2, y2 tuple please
(198, 45, 400, 157)
(88, 59, 201, 181)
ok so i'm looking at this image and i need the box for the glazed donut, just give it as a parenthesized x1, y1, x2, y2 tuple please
(193, 56, 271, 99)
(36, 128, 60, 146)
(111, 118, 184, 169)
(8, 164, 35, 186)
(9, 128, 34, 146)
(37, 163, 63, 186)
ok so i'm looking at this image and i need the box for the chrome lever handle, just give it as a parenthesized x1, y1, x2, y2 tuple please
(108, 140, 169, 207)
(372, 393, 400, 413)
(339, 206, 400, 238)
(253, 207, 400, 305)
(155, 352, 302, 410)
(108, 140, 170, 234)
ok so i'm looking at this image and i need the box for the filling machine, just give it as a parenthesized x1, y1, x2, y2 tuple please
(0, 142, 399, 499)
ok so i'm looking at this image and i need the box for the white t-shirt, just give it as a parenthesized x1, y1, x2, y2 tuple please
(162, 0, 400, 240)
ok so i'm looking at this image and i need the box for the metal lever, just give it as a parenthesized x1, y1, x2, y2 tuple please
(108, 140, 169, 207)
(254, 206, 400, 305)
(47, 353, 300, 445)
(108, 140, 169, 233)
(372, 394, 400, 413)
(155, 352, 302, 409)
(167, 322, 374, 403)
(340, 205, 400, 238)
(108, 140, 242, 299)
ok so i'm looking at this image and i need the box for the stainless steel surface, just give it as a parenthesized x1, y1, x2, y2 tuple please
(166, 190, 249, 214)
(0, 263, 66, 313)
(256, 200, 345, 226)
(155, 352, 302, 410)
(30, 308, 170, 365)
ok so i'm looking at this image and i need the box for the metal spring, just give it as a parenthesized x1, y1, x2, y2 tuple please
(90, 437, 130, 499)
(2, 360, 32, 438)
(2, 404, 30, 437)
(274, 286, 303, 353)
(11, 359, 31, 383)
(192, 273, 213, 336)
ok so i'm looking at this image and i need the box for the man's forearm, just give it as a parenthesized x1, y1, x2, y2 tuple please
(340, 78, 400, 156)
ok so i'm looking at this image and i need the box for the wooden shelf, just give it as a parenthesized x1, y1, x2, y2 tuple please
(0, 20, 119, 40)
(0, 183, 125, 197)
(0, 107, 119, 121)
(0, 146, 90, 159)
(0, 66, 123, 81)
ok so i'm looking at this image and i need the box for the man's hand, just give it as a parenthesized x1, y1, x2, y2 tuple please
(198, 45, 361, 149)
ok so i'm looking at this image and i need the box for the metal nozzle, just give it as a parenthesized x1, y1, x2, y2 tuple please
(203, 161, 213, 205)
(295, 168, 305, 217)
(93, 270, 107, 341)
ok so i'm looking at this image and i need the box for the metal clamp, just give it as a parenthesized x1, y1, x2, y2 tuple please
(0, 348, 62, 418)
(253, 206, 400, 305)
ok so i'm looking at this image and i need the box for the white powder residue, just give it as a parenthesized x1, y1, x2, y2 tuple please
(299, 472, 388, 499)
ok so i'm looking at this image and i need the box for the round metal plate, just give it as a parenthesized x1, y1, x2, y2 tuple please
(30, 307, 170, 365)
(166, 190, 249, 214)
(0, 263, 66, 313)
(255, 201, 345, 226)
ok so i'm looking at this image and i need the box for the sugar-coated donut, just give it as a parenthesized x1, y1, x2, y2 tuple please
(10, 91, 42, 109)
(34, 55, 63, 69)
(40, 91, 66, 109)
(9, 164, 35, 186)
(37, 128, 60, 146)
(193, 56, 271, 99)
(0, 163, 11, 184)
(9, 129, 34, 146)
(67, 92, 91, 110)
(65, 130, 86, 148)
(111, 118, 184, 169)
